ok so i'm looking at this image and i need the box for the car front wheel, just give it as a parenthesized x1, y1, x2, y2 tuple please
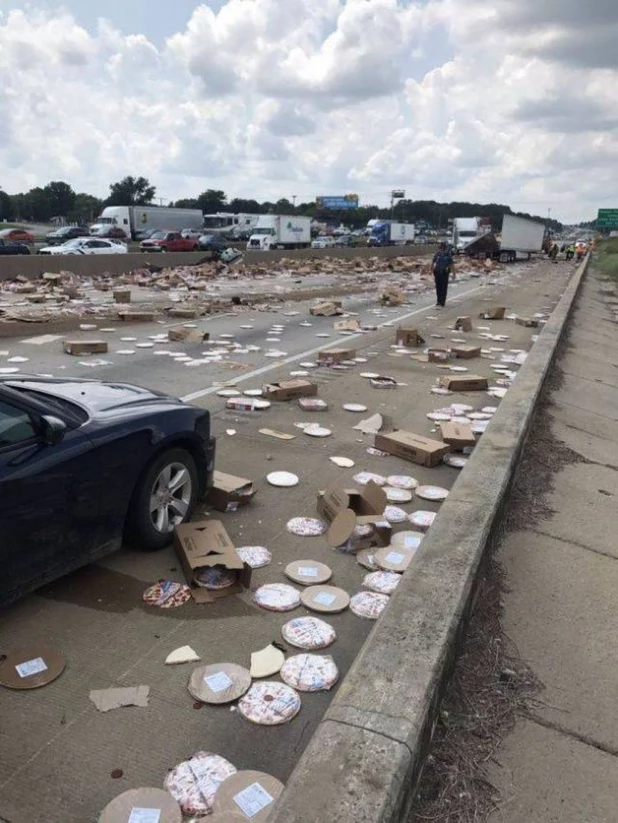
(127, 447, 198, 549)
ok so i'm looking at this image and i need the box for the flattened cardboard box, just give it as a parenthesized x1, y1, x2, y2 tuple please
(310, 301, 343, 317)
(374, 430, 450, 468)
(262, 379, 318, 401)
(117, 310, 155, 322)
(334, 318, 360, 332)
(173, 519, 251, 603)
(439, 374, 488, 391)
(206, 470, 256, 512)
(168, 326, 210, 343)
(451, 344, 481, 359)
(317, 482, 391, 548)
(515, 316, 539, 327)
(317, 347, 356, 364)
(479, 306, 505, 320)
(63, 339, 108, 355)
(439, 421, 476, 449)
(395, 328, 425, 347)
(454, 315, 473, 332)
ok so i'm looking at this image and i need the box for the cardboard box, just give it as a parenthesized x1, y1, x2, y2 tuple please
(428, 348, 450, 363)
(173, 520, 251, 603)
(515, 316, 539, 328)
(316, 482, 391, 549)
(168, 326, 210, 343)
(479, 306, 505, 320)
(395, 328, 425, 347)
(169, 308, 198, 319)
(310, 301, 343, 317)
(206, 470, 256, 512)
(334, 318, 360, 332)
(262, 379, 318, 401)
(439, 421, 476, 449)
(380, 287, 406, 306)
(439, 374, 489, 392)
(451, 345, 481, 359)
(454, 316, 473, 332)
(113, 289, 131, 303)
(317, 348, 356, 365)
(63, 339, 108, 356)
(374, 430, 450, 468)
(117, 310, 155, 322)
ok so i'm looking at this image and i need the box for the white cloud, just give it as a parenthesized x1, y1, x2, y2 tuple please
(0, 0, 616, 221)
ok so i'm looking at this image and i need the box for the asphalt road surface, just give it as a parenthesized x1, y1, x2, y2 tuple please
(0, 258, 574, 823)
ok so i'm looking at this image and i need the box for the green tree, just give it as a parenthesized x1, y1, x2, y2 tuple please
(43, 181, 76, 217)
(106, 176, 155, 206)
(68, 193, 102, 223)
(195, 189, 227, 213)
(173, 198, 199, 209)
(228, 198, 263, 214)
(0, 190, 13, 221)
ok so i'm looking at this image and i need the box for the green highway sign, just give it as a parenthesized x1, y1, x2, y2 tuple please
(597, 208, 618, 228)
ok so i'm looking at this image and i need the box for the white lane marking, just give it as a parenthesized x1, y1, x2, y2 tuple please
(181, 284, 486, 402)
(21, 334, 63, 345)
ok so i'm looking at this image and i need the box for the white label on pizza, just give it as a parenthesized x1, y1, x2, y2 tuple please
(128, 809, 161, 823)
(385, 551, 405, 564)
(233, 782, 275, 817)
(298, 567, 318, 577)
(15, 657, 48, 678)
(205, 671, 234, 693)
(314, 592, 336, 606)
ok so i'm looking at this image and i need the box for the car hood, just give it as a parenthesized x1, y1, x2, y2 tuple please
(3, 376, 183, 415)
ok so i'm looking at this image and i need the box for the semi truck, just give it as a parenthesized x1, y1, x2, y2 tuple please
(202, 212, 261, 241)
(452, 217, 492, 252)
(247, 215, 311, 250)
(462, 214, 546, 262)
(89, 206, 204, 240)
(366, 221, 415, 247)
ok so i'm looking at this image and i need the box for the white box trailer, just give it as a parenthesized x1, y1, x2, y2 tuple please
(500, 215, 546, 255)
(247, 215, 311, 250)
(90, 206, 203, 239)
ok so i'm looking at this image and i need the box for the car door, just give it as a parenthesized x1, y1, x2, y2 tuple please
(0, 395, 101, 604)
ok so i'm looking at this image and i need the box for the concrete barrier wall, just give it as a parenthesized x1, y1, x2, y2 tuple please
(0, 245, 437, 282)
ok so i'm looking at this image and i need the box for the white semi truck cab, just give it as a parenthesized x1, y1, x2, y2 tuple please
(247, 215, 311, 250)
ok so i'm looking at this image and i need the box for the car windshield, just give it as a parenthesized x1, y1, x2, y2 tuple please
(60, 239, 82, 247)
(254, 228, 274, 235)
(6, 385, 88, 424)
(148, 231, 166, 239)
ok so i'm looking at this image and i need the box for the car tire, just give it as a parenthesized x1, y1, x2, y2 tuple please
(127, 447, 199, 550)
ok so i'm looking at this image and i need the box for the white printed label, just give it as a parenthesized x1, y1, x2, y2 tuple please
(128, 809, 161, 823)
(298, 567, 318, 577)
(233, 782, 275, 818)
(205, 671, 234, 693)
(314, 592, 336, 606)
(403, 536, 421, 549)
(385, 551, 405, 565)
(15, 657, 48, 678)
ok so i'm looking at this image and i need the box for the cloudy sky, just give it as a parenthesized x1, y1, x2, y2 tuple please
(0, 0, 616, 222)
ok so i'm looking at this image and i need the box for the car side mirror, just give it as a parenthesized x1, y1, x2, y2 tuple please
(41, 415, 67, 446)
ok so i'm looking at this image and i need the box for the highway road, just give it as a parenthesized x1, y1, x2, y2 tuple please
(0, 257, 575, 823)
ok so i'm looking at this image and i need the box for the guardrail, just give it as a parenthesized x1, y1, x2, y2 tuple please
(0, 245, 437, 281)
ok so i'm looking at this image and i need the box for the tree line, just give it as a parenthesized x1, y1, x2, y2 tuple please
(0, 175, 564, 232)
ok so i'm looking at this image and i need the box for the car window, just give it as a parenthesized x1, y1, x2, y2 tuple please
(0, 400, 39, 448)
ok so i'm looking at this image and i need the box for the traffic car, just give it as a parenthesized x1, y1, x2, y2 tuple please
(181, 228, 203, 240)
(0, 228, 35, 245)
(311, 235, 336, 249)
(197, 233, 228, 252)
(140, 231, 199, 252)
(0, 375, 215, 605)
(38, 238, 128, 255)
(0, 239, 30, 255)
(45, 226, 88, 245)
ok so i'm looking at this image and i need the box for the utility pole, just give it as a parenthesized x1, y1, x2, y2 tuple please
(292, 195, 297, 209)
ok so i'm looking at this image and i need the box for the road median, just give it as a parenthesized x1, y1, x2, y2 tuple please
(267, 255, 589, 823)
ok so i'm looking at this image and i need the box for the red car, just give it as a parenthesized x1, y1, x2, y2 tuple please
(0, 228, 35, 245)
(139, 231, 199, 252)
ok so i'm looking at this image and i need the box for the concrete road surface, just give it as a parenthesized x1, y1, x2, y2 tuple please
(0, 258, 574, 823)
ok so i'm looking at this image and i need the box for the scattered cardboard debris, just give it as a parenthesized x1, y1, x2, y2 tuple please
(89, 686, 150, 712)
(165, 646, 201, 665)
(250, 645, 286, 679)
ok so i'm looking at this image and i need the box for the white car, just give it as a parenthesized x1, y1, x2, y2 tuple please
(311, 235, 336, 249)
(38, 238, 128, 255)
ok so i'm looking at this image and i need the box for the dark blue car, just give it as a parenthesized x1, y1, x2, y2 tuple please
(0, 376, 215, 605)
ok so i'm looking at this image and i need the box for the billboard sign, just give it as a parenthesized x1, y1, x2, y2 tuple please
(597, 208, 618, 229)
(316, 194, 359, 210)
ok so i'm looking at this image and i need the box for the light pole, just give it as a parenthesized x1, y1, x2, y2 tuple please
(391, 189, 405, 219)
(292, 195, 297, 209)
